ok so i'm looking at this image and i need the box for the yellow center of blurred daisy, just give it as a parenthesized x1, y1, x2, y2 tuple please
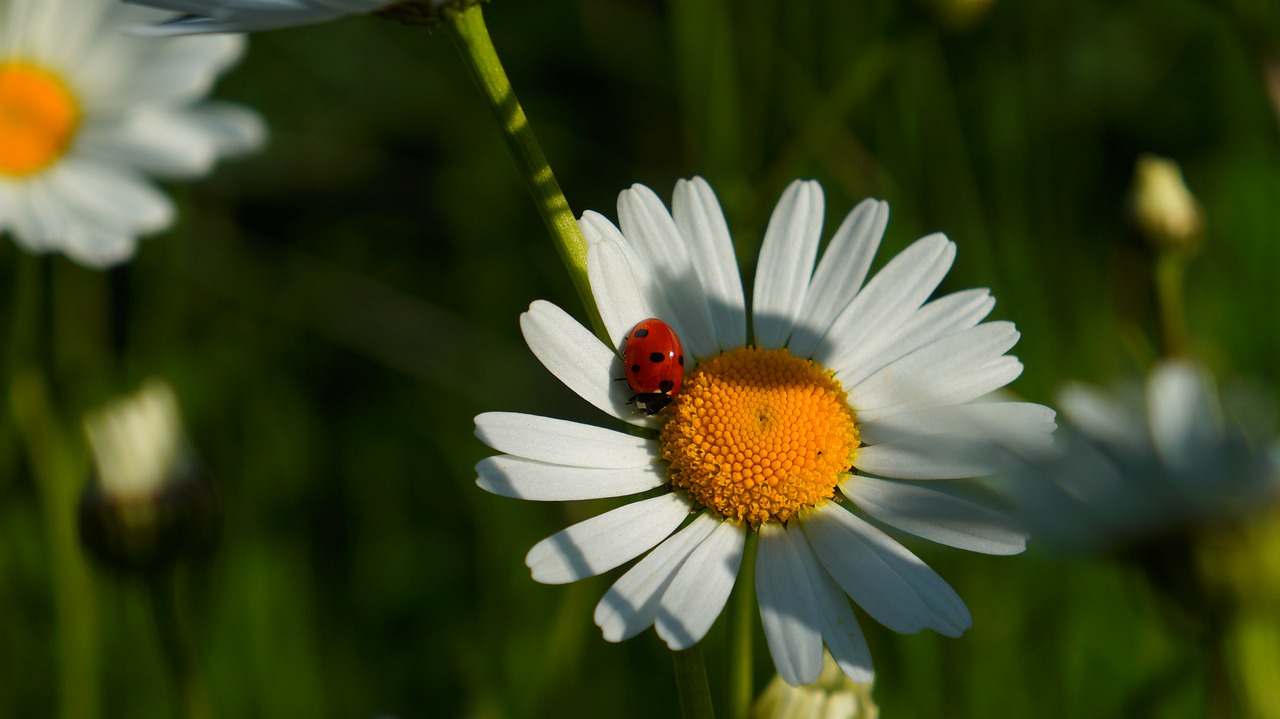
(0, 62, 80, 177)
(660, 347, 860, 527)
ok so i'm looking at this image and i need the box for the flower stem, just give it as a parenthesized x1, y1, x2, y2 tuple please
(1153, 251, 1189, 357)
(728, 532, 757, 719)
(9, 369, 99, 719)
(672, 644, 717, 719)
(147, 574, 213, 719)
(444, 5, 606, 340)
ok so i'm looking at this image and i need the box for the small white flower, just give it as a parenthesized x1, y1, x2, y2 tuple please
(0, 0, 263, 267)
(124, 0, 441, 35)
(475, 177, 1054, 685)
(1012, 360, 1280, 552)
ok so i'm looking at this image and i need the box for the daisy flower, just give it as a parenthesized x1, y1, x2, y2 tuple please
(475, 177, 1054, 685)
(0, 0, 263, 267)
(1012, 360, 1280, 553)
(124, 0, 444, 35)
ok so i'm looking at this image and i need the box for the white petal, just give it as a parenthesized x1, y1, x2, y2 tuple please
(475, 456, 665, 501)
(814, 235, 955, 370)
(526, 493, 693, 584)
(656, 518, 746, 650)
(581, 213, 662, 348)
(595, 513, 720, 642)
(834, 288, 995, 382)
(672, 177, 746, 351)
(845, 323, 1021, 419)
(519, 300, 652, 428)
(794, 530, 874, 683)
(851, 402, 1056, 480)
(842, 475, 1028, 555)
(1057, 382, 1149, 453)
(48, 159, 174, 234)
(799, 502, 971, 637)
(756, 523, 824, 686)
(1148, 360, 1220, 474)
(858, 401, 1056, 445)
(787, 198, 888, 359)
(753, 180, 825, 349)
(617, 184, 718, 359)
(474, 412, 656, 468)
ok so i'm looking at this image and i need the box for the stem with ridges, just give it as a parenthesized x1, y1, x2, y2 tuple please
(672, 644, 717, 719)
(728, 532, 757, 719)
(444, 4, 606, 341)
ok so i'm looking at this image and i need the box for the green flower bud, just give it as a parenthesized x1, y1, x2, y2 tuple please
(1128, 154, 1205, 255)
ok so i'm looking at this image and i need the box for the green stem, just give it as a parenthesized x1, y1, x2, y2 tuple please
(672, 644, 717, 719)
(147, 574, 213, 719)
(444, 5, 606, 341)
(728, 532, 757, 719)
(1154, 252, 1190, 357)
(9, 370, 98, 719)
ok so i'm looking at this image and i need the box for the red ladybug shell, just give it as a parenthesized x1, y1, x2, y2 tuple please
(623, 318, 685, 415)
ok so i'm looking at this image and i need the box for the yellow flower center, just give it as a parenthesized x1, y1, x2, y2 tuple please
(0, 62, 80, 177)
(660, 347, 860, 527)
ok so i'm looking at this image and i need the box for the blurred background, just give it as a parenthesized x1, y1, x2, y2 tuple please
(2, 0, 1279, 716)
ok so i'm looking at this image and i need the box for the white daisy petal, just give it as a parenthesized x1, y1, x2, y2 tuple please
(800, 502, 971, 637)
(526, 493, 694, 584)
(842, 475, 1028, 555)
(756, 522, 824, 686)
(835, 288, 996, 381)
(815, 234, 956, 370)
(474, 412, 656, 468)
(617, 184, 719, 359)
(48, 159, 174, 234)
(793, 529, 874, 683)
(656, 518, 746, 650)
(1148, 360, 1219, 474)
(672, 177, 747, 351)
(787, 198, 888, 359)
(858, 401, 1056, 446)
(753, 180, 825, 349)
(844, 322, 1021, 418)
(595, 513, 720, 643)
(581, 212, 657, 347)
(1057, 382, 1149, 452)
(475, 456, 666, 501)
(519, 300, 652, 428)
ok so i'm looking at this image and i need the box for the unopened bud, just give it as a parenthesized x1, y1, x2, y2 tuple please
(78, 380, 220, 575)
(753, 651, 878, 719)
(1128, 154, 1204, 255)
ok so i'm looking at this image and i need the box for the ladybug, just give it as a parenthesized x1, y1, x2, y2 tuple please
(623, 318, 685, 415)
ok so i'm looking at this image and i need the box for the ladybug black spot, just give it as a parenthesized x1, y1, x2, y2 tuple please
(649, 352, 664, 363)
(633, 328, 650, 338)
(658, 379, 674, 392)
(630, 364, 642, 374)
(678, 354, 685, 366)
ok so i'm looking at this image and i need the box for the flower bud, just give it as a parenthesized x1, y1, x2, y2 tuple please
(1127, 154, 1204, 255)
(753, 650, 878, 719)
(78, 379, 220, 576)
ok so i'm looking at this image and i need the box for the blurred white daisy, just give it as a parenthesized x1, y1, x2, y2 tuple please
(0, 0, 263, 267)
(1011, 360, 1280, 553)
(475, 177, 1054, 685)
(124, 0, 442, 35)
